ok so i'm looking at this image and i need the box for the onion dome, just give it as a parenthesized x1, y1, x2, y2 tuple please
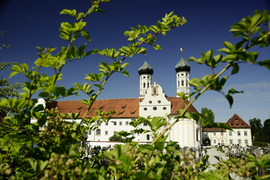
(175, 50, 190, 72)
(138, 55, 153, 75)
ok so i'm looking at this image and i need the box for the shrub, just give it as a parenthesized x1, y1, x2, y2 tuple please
(0, 1, 270, 179)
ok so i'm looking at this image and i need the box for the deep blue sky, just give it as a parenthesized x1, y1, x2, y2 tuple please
(1, 0, 270, 124)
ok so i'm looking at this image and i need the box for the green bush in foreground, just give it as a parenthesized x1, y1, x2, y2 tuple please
(0, 0, 270, 179)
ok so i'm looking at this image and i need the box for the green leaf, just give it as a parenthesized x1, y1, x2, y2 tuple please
(225, 95, 233, 108)
(221, 54, 237, 62)
(231, 63, 239, 75)
(76, 12, 84, 20)
(258, 59, 270, 70)
(218, 48, 230, 54)
(119, 155, 131, 173)
(154, 136, 166, 151)
(228, 88, 243, 95)
(175, 92, 188, 101)
(188, 78, 202, 89)
(78, 43, 87, 58)
(28, 159, 37, 171)
(153, 44, 162, 50)
(81, 31, 91, 41)
(122, 70, 130, 77)
(70, 44, 77, 59)
(60, 9, 77, 17)
(223, 41, 234, 50)
(61, 22, 72, 30)
(39, 160, 48, 171)
(139, 144, 155, 153)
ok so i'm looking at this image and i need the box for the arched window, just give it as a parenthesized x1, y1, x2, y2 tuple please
(181, 80, 184, 86)
(178, 81, 179, 87)
(186, 80, 188, 86)
(147, 134, 150, 141)
(143, 83, 146, 88)
(96, 129, 101, 135)
(196, 128, 200, 141)
(147, 83, 149, 88)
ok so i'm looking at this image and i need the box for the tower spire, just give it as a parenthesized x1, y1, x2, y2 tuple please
(138, 53, 153, 98)
(175, 48, 190, 99)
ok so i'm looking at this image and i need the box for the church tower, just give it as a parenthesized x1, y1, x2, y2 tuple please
(138, 54, 153, 98)
(175, 48, 190, 98)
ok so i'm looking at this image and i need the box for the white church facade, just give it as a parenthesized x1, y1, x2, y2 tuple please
(33, 53, 202, 148)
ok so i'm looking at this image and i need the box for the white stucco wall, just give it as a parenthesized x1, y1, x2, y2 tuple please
(203, 128, 252, 146)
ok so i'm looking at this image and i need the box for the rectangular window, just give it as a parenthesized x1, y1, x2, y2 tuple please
(105, 131, 108, 135)
(143, 122, 147, 126)
(238, 139, 241, 144)
(221, 132, 224, 136)
(96, 129, 101, 135)
(213, 132, 216, 136)
(229, 131, 232, 136)
(244, 131, 247, 136)
(230, 139, 233, 144)
(105, 122, 108, 125)
(126, 121, 129, 125)
(238, 131, 241, 136)
(213, 139, 216, 144)
(97, 120, 101, 126)
(245, 140, 248, 144)
(114, 121, 117, 126)
(89, 131, 91, 135)
(119, 121, 122, 126)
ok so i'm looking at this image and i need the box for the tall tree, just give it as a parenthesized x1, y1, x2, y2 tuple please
(263, 118, 270, 143)
(201, 107, 215, 128)
(0, 62, 22, 116)
(249, 118, 263, 136)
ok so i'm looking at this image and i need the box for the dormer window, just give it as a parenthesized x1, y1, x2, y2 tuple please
(77, 106, 83, 110)
(99, 105, 105, 110)
(119, 111, 124, 115)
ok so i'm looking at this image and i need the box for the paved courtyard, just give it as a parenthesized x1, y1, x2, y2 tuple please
(205, 147, 245, 180)
(206, 146, 229, 170)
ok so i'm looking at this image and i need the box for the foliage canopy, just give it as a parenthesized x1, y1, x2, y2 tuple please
(0, 1, 270, 179)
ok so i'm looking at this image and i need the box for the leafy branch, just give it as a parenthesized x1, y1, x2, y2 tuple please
(151, 10, 270, 146)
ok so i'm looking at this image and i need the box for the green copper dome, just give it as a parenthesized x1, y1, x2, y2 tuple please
(175, 55, 190, 72)
(138, 60, 153, 75)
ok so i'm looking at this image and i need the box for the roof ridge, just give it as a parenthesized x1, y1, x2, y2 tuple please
(227, 113, 251, 128)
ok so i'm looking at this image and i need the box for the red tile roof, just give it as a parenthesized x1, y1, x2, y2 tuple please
(55, 97, 198, 119)
(202, 128, 225, 132)
(202, 114, 251, 132)
(57, 98, 140, 118)
(226, 113, 251, 128)
(168, 97, 198, 115)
